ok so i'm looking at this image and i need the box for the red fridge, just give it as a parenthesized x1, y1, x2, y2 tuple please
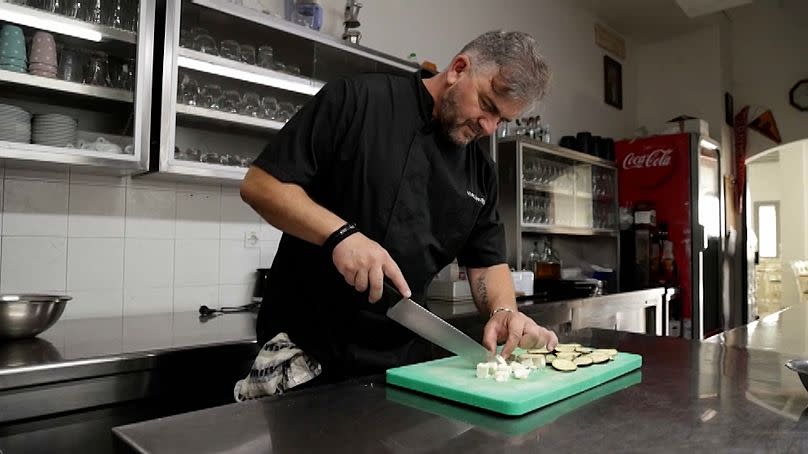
(616, 133, 723, 340)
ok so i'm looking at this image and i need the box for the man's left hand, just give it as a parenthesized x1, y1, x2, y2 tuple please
(482, 310, 558, 358)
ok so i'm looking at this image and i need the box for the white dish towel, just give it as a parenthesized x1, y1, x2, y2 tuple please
(234, 332, 322, 402)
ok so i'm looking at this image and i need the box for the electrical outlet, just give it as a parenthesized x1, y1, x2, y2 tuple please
(244, 231, 259, 248)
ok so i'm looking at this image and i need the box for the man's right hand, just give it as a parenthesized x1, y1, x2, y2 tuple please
(332, 233, 411, 303)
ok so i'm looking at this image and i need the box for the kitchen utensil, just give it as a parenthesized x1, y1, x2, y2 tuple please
(386, 351, 642, 416)
(786, 359, 808, 393)
(198, 302, 260, 320)
(0, 294, 71, 339)
(383, 281, 489, 364)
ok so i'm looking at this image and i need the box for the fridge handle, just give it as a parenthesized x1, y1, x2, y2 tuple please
(695, 224, 705, 252)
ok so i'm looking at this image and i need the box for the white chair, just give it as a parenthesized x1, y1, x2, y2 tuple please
(790, 260, 808, 304)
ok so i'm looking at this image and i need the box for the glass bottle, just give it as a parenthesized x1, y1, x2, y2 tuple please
(526, 241, 541, 272)
(534, 239, 561, 280)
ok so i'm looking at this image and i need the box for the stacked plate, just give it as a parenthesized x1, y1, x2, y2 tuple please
(0, 104, 32, 143)
(32, 113, 77, 147)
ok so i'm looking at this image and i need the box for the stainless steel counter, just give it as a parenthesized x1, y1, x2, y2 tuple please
(705, 303, 808, 357)
(112, 328, 808, 453)
(0, 311, 257, 391)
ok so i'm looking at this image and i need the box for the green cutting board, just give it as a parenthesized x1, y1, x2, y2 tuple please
(386, 352, 642, 416)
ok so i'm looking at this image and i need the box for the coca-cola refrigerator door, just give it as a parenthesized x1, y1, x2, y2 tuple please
(693, 137, 722, 340)
(617, 133, 693, 334)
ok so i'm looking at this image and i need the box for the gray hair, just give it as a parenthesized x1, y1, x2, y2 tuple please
(459, 30, 551, 106)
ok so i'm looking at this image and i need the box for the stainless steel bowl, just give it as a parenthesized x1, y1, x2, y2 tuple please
(0, 294, 71, 339)
(786, 359, 808, 392)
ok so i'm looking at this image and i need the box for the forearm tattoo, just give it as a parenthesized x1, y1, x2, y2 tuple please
(476, 275, 488, 307)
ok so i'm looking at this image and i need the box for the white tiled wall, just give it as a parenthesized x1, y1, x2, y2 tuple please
(0, 166, 283, 320)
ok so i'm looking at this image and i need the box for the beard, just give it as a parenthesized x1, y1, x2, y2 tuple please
(438, 84, 483, 146)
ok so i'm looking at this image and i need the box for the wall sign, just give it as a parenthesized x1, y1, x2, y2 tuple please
(594, 23, 626, 60)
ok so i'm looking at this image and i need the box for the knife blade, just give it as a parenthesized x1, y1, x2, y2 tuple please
(383, 281, 490, 364)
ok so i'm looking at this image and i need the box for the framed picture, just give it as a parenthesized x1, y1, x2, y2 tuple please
(603, 55, 622, 110)
(725, 92, 734, 126)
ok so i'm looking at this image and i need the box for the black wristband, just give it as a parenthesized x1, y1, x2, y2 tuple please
(323, 222, 359, 253)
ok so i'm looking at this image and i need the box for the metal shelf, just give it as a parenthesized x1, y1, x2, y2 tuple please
(0, 139, 139, 166)
(163, 158, 248, 182)
(175, 103, 285, 132)
(0, 1, 137, 43)
(502, 137, 617, 169)
(520, 224, 618, 237)
(177, 48, 324, 96)
(0, 68, 134, 102)
(522, 181, 574, 196)
(190, 0, 419, 73)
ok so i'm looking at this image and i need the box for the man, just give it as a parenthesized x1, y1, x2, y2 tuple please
(240, 30, 558, 385)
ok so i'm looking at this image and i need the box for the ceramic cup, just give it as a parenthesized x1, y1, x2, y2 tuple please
(29, 31, 57, 67)
(0, 25, 27, 64)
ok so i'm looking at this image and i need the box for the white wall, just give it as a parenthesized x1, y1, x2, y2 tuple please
(747, 160, 780, 205)
(0, 165, 281, 319)
(729, 2, 808, 159)
(635, 25, 724, 141)
(253, 0, 638, 141)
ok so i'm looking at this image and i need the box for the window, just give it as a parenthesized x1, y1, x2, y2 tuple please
(755, 202, 780, 258)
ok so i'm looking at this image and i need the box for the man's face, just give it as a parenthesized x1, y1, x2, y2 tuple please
(437, 63, 525, 146)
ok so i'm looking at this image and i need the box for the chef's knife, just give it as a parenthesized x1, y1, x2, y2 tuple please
(383, 281, 490, 364)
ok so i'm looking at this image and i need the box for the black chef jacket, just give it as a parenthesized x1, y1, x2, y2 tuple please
(252, 70, 506, 381)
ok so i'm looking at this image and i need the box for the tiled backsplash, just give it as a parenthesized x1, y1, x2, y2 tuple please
(0, 165, 281, 320)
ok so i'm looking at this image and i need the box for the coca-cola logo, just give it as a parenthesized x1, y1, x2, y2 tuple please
(618, 145, 680, 189)
(622, 148, 673, 169)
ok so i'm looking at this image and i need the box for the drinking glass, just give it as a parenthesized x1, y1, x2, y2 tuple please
(240, 44, 255, 65)
(179, 28, 193, 48)
(84, 0, 102, 24)
(84, 51, 110, 87)
(58, 49, 81, 82)
(277, 102, 296, 122)
(220, 40, 241, 61)
(178, 74, 199, 105)
(261, 96, 279, 120)
(192, 28, 217, 55)
(221, 89, 241, 113)
(286, 64, 301, 75)
(240, 92, 261, 117)
(257, 45, 274, 69)
(200, 84, 222, 109)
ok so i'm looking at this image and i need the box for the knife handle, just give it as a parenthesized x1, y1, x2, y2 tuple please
(381, 278, 404, 306)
